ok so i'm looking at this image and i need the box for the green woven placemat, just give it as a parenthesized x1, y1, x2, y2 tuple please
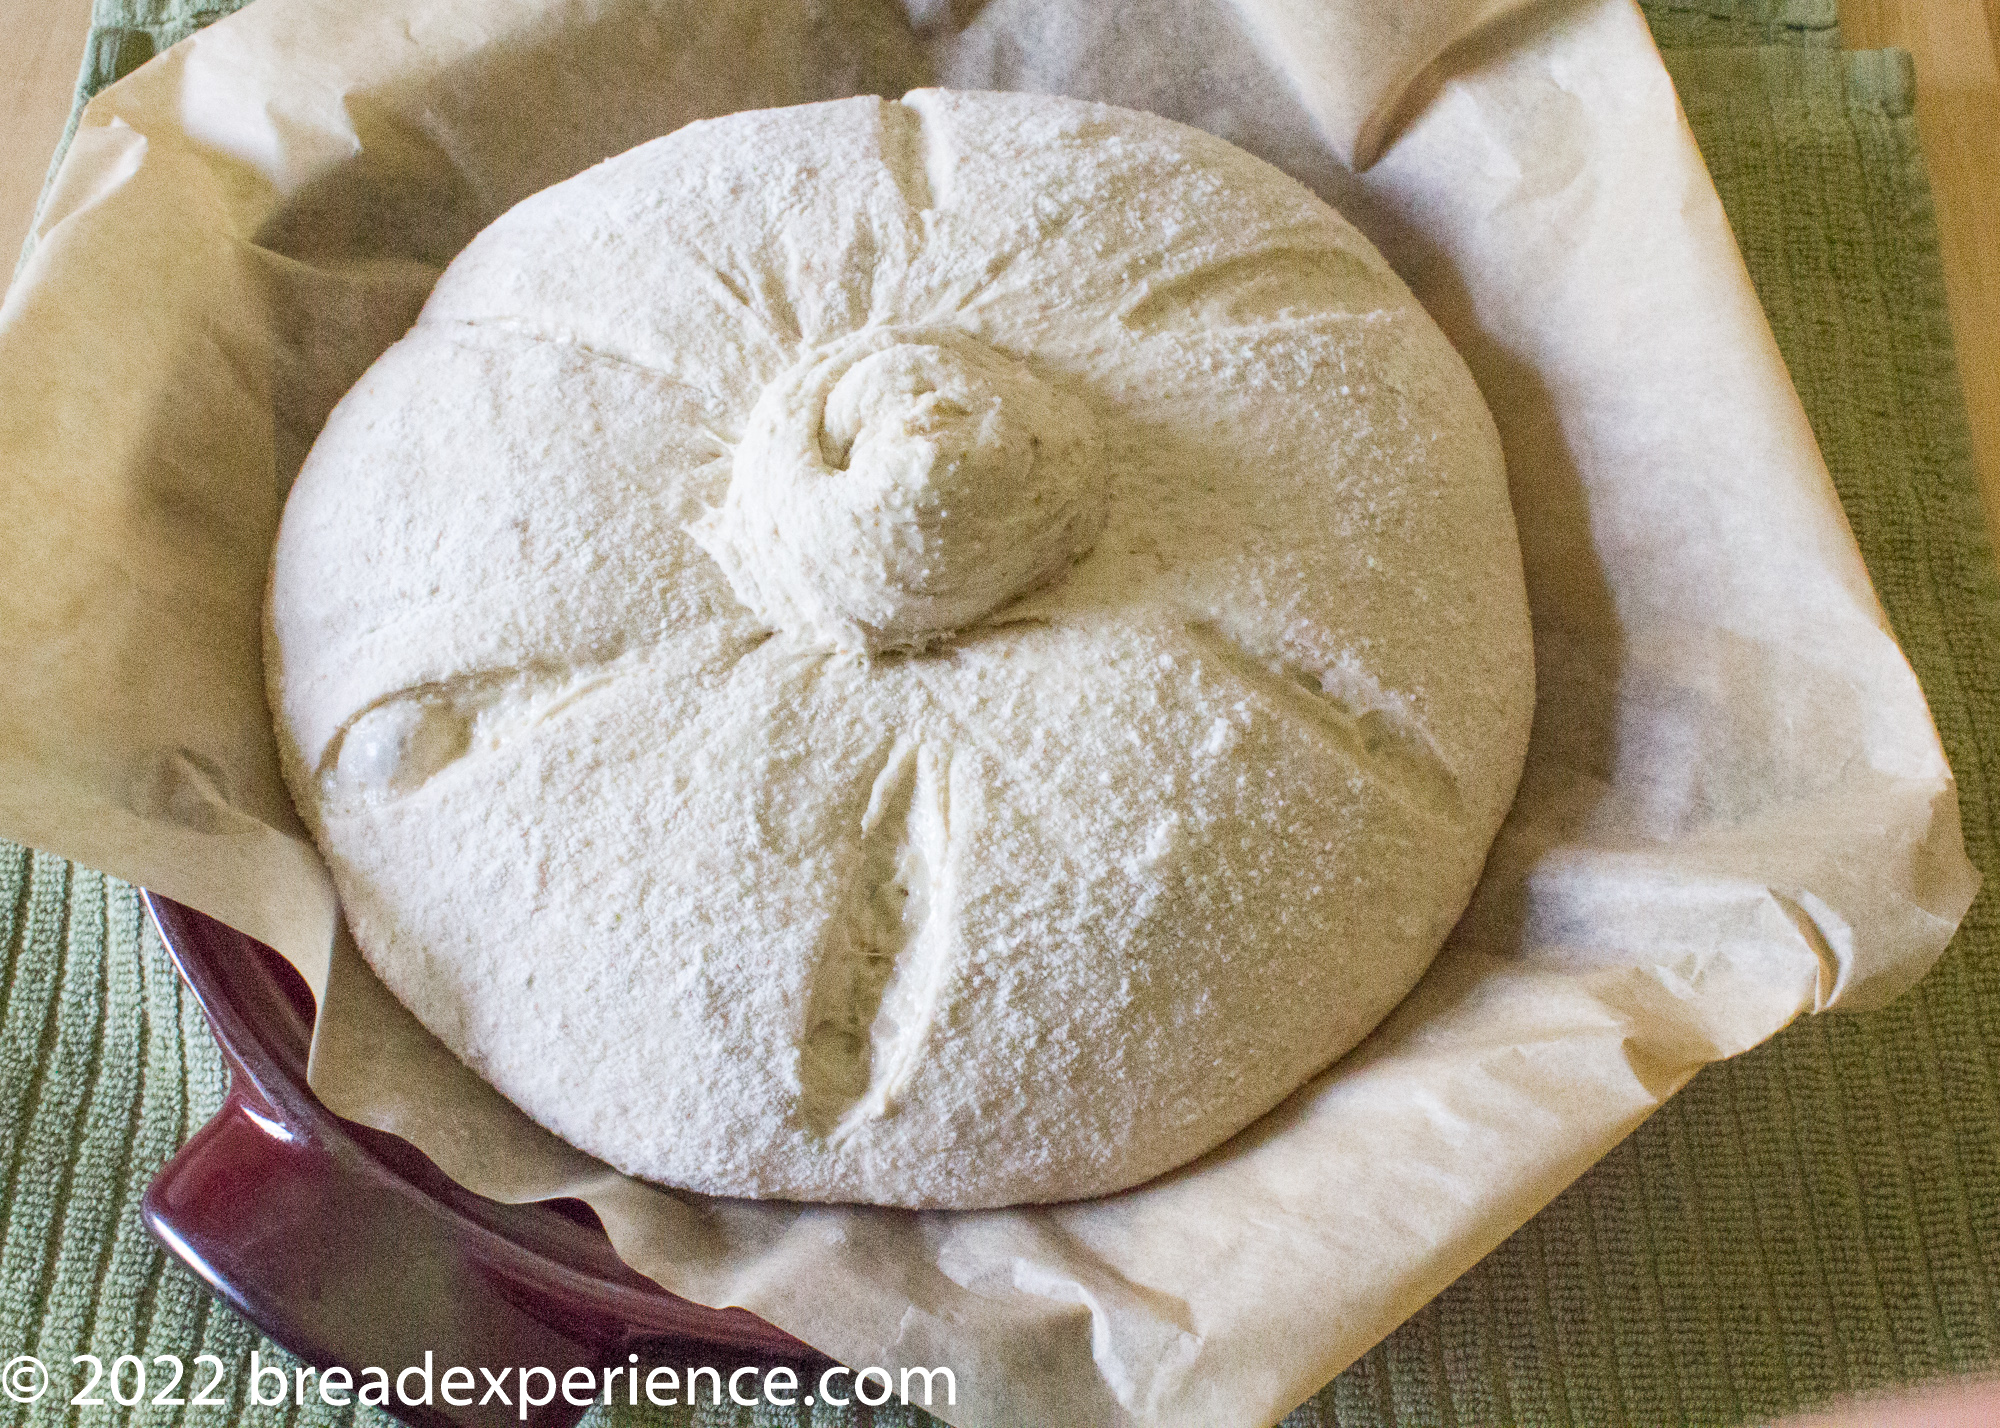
(6, 2, 1997, 1425)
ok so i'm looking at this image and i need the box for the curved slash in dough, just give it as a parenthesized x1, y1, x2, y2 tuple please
(883, 99, 938, 214)
(1118, 245, 1388, 333)
(315, 662, 617, 802)
(1182, 620, 1463, 822)
(314, 644, 686, 805)
(798, 734, 958, 1140)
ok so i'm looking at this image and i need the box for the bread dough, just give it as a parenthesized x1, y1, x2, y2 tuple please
(266, 89, 1534, 1208)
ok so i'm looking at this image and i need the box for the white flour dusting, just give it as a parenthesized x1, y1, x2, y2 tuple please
(266, 89, 1533, 1208)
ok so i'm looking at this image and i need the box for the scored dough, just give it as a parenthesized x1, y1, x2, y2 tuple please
(266, 89, 1534, 1209)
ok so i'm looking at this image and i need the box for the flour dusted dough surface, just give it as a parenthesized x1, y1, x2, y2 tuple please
(267, 89, 1533, 1208)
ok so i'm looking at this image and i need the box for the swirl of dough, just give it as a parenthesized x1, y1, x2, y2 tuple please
(688, 328, 1105, 654)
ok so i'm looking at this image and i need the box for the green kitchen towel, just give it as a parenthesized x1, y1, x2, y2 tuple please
(1641, 0, 1840, 48)
(5, 2, 1998, 1424)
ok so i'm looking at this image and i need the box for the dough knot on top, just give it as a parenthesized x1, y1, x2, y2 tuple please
(688, 327, 1106, 654)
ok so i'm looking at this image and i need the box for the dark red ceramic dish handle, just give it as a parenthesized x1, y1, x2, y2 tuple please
(141, 894, 822, 1428)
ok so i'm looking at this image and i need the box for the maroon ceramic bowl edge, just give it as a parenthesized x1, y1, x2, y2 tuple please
(140, 892, 825, 1428)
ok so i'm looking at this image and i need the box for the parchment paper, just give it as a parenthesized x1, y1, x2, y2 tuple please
(0, 1, 1979, 1425)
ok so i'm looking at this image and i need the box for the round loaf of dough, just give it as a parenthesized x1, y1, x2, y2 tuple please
(267, 89, 1533, 1208)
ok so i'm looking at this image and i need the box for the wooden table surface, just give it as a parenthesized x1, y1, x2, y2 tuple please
(3, 0, 1997, 546)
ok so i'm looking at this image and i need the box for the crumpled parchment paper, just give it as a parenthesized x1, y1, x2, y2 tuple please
(0, 1, 1978, 1424)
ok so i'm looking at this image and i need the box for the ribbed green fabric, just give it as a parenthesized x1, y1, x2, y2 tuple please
(1640, 0, 1840, 49)
(4, 3, 1996, 1425)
